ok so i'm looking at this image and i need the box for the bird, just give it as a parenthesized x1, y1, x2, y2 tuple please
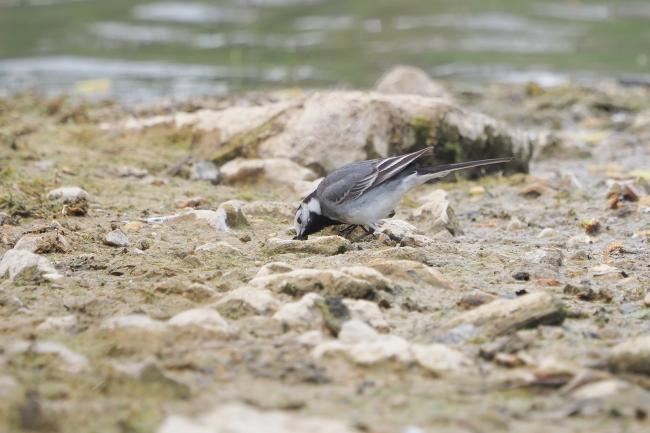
(293, 147, 511, 240)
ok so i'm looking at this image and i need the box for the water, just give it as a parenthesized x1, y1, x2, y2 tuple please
(1, 0, 649, 102)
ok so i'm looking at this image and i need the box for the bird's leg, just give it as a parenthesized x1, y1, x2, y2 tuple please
(358, 224, 377, 239)
(339, 224, 358, 236)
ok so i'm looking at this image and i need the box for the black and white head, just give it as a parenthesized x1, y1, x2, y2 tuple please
(293, 193, 338, 240)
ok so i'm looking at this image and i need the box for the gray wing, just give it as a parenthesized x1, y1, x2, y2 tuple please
(318, 147, 432, 205)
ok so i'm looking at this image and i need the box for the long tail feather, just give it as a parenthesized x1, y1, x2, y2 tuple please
(418, 157, 512, 180)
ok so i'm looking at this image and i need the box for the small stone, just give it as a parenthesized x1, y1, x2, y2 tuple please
(8, 340, 88, 373)
(14, 232, 70, 254)
(537, 228, 558, 238)
(512, 271, 530, 281)
(524, 248, 563, 267)
(570, 379, 630, 400)
(411, 344, 473, 376)
(47, 186, 89, 204)
(220, 158, 316, 184)
(36, 315, 77, 332)
(273, 293, 324, 328)
(376, 219, 434, 247)
(175, 196, 208, 209)
(255, 262, 294, 278)
(448, 292, 565, 337)
(189, 160, 220, 184)
(168, 308, 229, 333)
(337, 319, 379, 344)
(215, 200, 249, 231)
(567, 234, 594, 247)
(116, 165, 148, 178)
(591, 264, 621, 278)
(101, 314, 167, 332)
(215, 286, 280, 319)
(368, 259, 452, 289)
(123, 221, 145, 232)
(469, 185, 486, 196)
(263, 236, 351, 256)
(608, 335, 650, 375)
(342, 299, 389, 331)
(644, 292, 650, 307)
(104, 229, 129, 247)
(457, 290, 497, 310)
(507, 217, 527, 231)
(0, 249, 62, 281)
(410, 190, 462, 235)
(157, 403, 356, 433)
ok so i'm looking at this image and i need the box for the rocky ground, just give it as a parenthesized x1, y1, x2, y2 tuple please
(1, 68, 650, 433)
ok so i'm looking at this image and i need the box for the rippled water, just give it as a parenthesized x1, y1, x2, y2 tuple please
(1, 0, 649, 101)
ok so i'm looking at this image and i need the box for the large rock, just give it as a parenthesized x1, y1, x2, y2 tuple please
(375, 65, 453, 100)
(251, 266, 392, 300)
(157, 402, 356, 433)
(0, 249, 62, 281)
(8, 340, 88, 373)
(608, 335, 650, 375)
(168, 308, 230, 333)
(220, 158, 317, 185)
(263, 236, 351, 256)
(448, 292, 565, 337)
(215, 286, 280, 319)
(125, 91, 532, 174)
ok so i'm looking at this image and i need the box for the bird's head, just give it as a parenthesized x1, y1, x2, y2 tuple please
(292, 194, 337, 240)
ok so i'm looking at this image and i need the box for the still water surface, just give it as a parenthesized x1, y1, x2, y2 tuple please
(1, 0, 649, 101)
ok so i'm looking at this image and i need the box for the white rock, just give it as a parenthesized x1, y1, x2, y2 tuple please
(377, 219, 435, 246)
(375, 65, 452, 100)
(255, 262, 295, 278)
(411, 344, 473, 375)
(524, 248, 563, 267)
(101, 314, 167, 332)
(337, 320, 380, 344)
(189, 160, 220, 183)
(47, 186, 89, 203)
(0, 249, 62, 281)
(157, 403, 356, 433)
(608, 335, 650, 375)
(567, 234, 595, 246)
(8, 340, 88, 373)
(195, 241, 242, 255)
(507, 216, 528, 231)
(368, 259, 452, 289)
(295, 330, 326, 347)
(263, 236, 352, 256)
(216, 286, 280, 316)
(571, 380, 630, 400)
(410, 190, 462, 235)
(644, 292, 650, 308)
(220, 158, 317, 184)
(592, 264, 620, 277)
(342, 299, 389, 331)
(104, 229, 129, 247)
(168, 308, 229, 333)
(537, 228, 558, 238)
(37, 315, 77, 332)
(273, 293, 323, 328)
(116, 165, 148, 178)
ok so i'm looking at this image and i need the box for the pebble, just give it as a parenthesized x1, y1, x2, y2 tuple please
(215, 286, 280, 319)
(195, 241, 242, 255)
(168, 308, 230, 333)
(368, 259, 452, 289)
(608, 335, 650, 375)
(46, 186, 89, 203)
(263, 236, 351, 256)
(644, 292, 650, 307)
(189, 160, 220, 184)
(0, 249, 62, 281)
(116, 165, 148, 178)
(537, 228, 558, 238)
(410, 189, 462, 235)
(157, 403, 356, 433)
(14, 232, 70, 253)
(342, 299, 389, 331)
(8, 340, 88, 373)
(448, 292, 565, 337)
(524, 248, 563, 267)
(104, 229, 129, 247)
(37, 315, 77, 332)
(567, 234, 594, 247)
(273, 293, 323, 328)
(411, 344, 474, 376)
(101, 314, 167, 332)
(376, 219, 434, 247)
(215, 200, 249, 231)
(123, 221, 145, 232)
(255, 262, 295, 278)
(507, 216, 527, 231)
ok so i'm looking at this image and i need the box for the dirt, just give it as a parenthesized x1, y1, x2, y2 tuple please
(1, 84, 649, 433)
